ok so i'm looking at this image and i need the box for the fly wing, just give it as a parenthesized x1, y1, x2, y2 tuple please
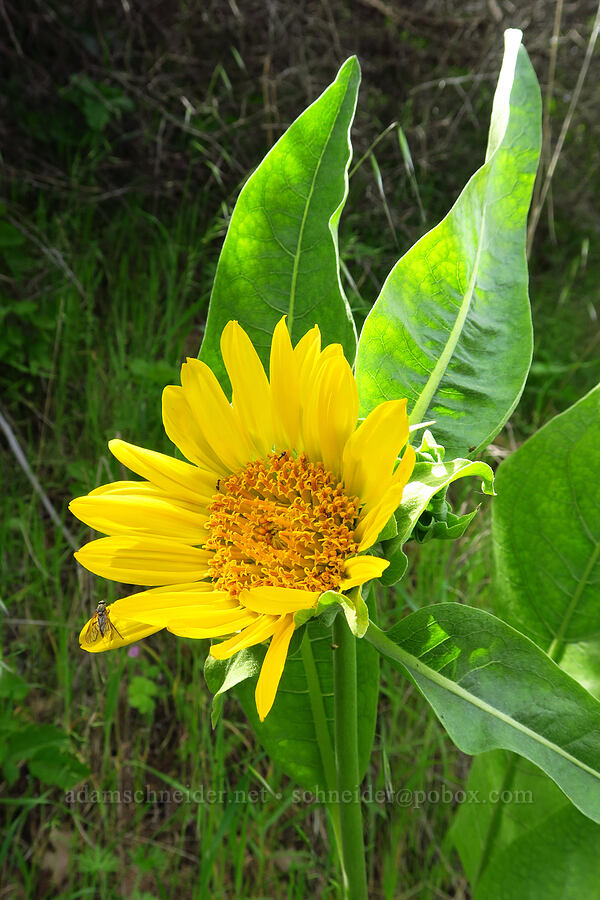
(83, 615, 101, 645)
(107, 615, 125, 642)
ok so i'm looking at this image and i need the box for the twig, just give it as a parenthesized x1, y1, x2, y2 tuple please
(2, 618, 76, 629)
(527, 1, 600, 254)
(4, 213, 86, 300)
(0, 0, 23, 56)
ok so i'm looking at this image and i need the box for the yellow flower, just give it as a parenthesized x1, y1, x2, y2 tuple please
(71, 318, 415, 720)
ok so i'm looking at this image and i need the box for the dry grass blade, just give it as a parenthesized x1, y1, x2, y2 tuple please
(527, 1, 600, 254)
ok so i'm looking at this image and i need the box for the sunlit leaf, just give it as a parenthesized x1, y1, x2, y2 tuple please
(200, 57, 360, 388)
(367, 603, 600, 822)
(493, 383, 600, 659)
(355, 30, 541, 457)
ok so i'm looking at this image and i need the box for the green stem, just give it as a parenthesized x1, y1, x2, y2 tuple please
(300, 632, 343, 858)
(333, 615, 368, 900)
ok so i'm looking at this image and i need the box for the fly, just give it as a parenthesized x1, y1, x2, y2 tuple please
(83, 600, 124, 645)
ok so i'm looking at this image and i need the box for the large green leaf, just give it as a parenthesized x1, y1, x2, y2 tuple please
(355, 30, 541, 457)
(493, 382, 600, 659)
(451, 751, 600, 899)
(206, 619, 379, 794)
(448, 385, 600, 893)
(199, 58, 359, 388)
(366, 603, 600, 822)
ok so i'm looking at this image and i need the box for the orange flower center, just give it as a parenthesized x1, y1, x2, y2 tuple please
(205, 451, 360, 596)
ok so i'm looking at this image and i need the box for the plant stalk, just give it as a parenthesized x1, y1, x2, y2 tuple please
(333, 615, 368, 900)
(300, 632, 343, 860)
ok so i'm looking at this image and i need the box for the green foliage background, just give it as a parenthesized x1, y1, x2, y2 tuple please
(1, 2, 599, 898)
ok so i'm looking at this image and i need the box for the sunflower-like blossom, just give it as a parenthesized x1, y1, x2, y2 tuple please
(71, 318, 415, 720)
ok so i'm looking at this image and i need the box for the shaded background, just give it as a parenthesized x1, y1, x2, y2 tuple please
(1, 1, 599, 897)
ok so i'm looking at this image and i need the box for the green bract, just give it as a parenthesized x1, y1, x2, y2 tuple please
(381, 430, 495, 584)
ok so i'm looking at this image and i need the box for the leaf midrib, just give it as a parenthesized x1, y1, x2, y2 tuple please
(408, 36, 524, 426)
(367, 622, 600, 784)
(409, 215, 486, 426)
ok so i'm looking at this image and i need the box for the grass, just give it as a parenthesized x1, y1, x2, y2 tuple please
(2, 3, 600, 897)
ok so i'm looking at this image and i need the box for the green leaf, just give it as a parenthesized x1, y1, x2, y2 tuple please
(376, 514, 398, 542)
(293, 589, 343, 628)
(395, 455, 496, 539)
(128, 676, 160, 716)
(28, 748, 90, 791)
(204, 647, 262, 728)
(235, 621, 379, 793)
(379, 548, 408, 586)
(451, 751, 600, 899)
(366, 603, 600, 823)
(451, 389, 600, 891)
(355, 30, 541, 457)
(199, 57, 360, 388)
(5, 724, 69, 762)
(493, 382, 600, 660)
(340, 587, 370, 639)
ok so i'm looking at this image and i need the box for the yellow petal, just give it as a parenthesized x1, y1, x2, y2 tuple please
(303, 353, 358, 476)
(80, 611, 161, 653)
(339, 555, 390, 590)
(255, 614, 296, 721)
(88, 481, 166, 498)
(342, 399, 410, 511)
(74, 536, 213, 585)
(112, 583, 255, 637)
(209, 614, 279, 660)
(295, 324, 322, 395)
(86, 479, 206, 515)
(270, 317, 300, 449)
(240, 586, 321, 615)
(110, 585, 234, 624)
(390, 442, 417, 489)
(168, 611, 258, 639)
(162, 385, 224, 473)
(180, 358, 255, 471)
(109, 439, 217, 504)
(354, 446, 416, 551)
(165, 606, 247, 625)
(69, 493, 209, 544)
(294, 324, 321, 364)
(221, 321, 274, 456)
